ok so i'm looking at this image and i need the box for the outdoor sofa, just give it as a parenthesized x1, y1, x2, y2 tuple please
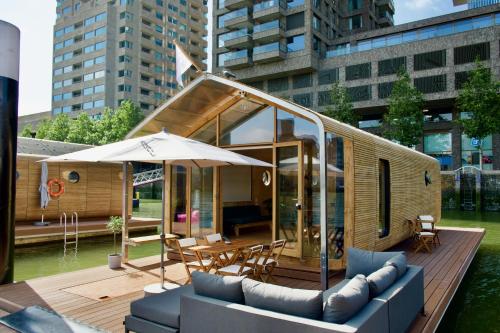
(125, 248, 424, 333)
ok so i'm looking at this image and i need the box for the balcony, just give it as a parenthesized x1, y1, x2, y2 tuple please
(224, 8, 252, 29)
(253, 20, 285, 43)
(224, 0, 253, 10)
(223, 49, 253, 69)
(253, 0, 286, 22)
(253, 42, 286, 63)
(220, 28, 252, 49)
(376, 0, 395, 13)
(378, 11, 394, 27)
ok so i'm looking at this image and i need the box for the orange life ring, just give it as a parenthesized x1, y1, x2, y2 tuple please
(48, 178, 65, 197)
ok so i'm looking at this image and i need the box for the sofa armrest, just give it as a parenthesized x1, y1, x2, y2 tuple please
(180, 293, 388, 333)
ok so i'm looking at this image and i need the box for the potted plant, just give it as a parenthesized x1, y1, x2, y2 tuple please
(106, 216, 123, 269)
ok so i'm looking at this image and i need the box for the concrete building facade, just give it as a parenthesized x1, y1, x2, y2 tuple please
(212, 4, 500, 171)
(51, 0, 207, 118)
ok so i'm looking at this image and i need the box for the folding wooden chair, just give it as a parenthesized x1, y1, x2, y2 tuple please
(204, 233, 232, 265)
(176, 238, 212, 284)
(418, 215, 440, 246)
(248, 239, 286, 282)
(408, 219, 434, 253)
(217, 245, 263, 277)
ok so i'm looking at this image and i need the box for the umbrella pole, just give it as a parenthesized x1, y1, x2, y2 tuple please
(160, 160, 166, 289)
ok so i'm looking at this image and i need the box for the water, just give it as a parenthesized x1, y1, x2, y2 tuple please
(14, 232, 160, 282)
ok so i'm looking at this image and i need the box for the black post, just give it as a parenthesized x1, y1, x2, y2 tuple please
(0, 21, 20, 285)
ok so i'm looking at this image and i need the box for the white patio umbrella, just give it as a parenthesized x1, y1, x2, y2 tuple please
(38, 161, 50, 209)
(43, 130, 273, 288)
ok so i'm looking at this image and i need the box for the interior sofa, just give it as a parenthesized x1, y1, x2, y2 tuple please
(222, 205, 271, 234)
(125, 248, 424, 333)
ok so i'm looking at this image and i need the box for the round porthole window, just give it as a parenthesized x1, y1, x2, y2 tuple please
(68, 171, 80, 184)
(262, 170, 271, 186)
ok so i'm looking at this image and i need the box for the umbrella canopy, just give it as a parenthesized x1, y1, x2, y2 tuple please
(38, 161, 50, 209)
(42, 131, 272, 167)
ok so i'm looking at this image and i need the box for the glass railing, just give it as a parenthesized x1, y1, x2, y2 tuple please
(224, 7, 248, 21)
(254, 41, 286, 54)
(326, 13, 499, 58)
(469, 0, 500, 9)
(218, 28, 249, 47)
(225, 49, 249, 62)
(253, 19, 283, 33)
(254, 0, 286, 12)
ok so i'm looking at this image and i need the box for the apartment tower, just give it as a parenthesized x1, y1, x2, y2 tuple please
(52, 0, 207, 118)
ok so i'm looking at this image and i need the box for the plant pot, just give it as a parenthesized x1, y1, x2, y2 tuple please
(108, 254, 122, 269)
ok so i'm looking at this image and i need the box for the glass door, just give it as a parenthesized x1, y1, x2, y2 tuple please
(274, 142, 303, 257)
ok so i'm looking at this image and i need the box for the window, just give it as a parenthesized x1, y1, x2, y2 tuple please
(286, 35, 305, 52)
(95, 56, 105, 64)
(95, 70, 105, 79)
(349, 15, 362, 30)
(414, 75, 447, 94)
(318, 69, 339, 85)
(118, 69, 132, 77)
(348, 0, 362, 11)
(312, 15, 321, 32)
(95, 26, 106, 36)
(118, 84, 132, 92)
(53, 81, 62, 89)
(378, 57, 406, 76)
(83, 87, 93, 95)
(455, 71, 470, 90)
(378, 82, 394, 99)
(94, 84, 104, 93)
(293, 93, 312, 107)
(83, 73, 94, 81)
(318, 91, 331, 106)
(119, 40, 133, 48)
(268, 77, 288, 92)
(85, 16, 96, 26)
(287, 0, 304, 8)
(454, 42, 490, 65)
(424, 133, 453, 170)
(346, 63, 371, 81)
(84, 59, 94, 67)
(94, 100, 104, 108)
(120, 11, 134, 20)
(95, 12, 106, 22)
(378, 159, 390, 238)
(424, 112, 452, 123)
(286, 12, 305, 30)
(414, 50, 446, 71)
(54, 68, 63, 76)
(83, 101, 93, 109)
(293, 73, 312, 89)
(119, 55, 132, 63)
(347, 85, 371, 102)
(461, 135, 494, 170)
(220, 104, 274, 145)
(95, 41, 105, 50)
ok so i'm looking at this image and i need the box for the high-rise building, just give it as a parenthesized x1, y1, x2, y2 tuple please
(454, 0, 500, 9)
(51, 0, 207, 118)
(210, 0, 394, 79)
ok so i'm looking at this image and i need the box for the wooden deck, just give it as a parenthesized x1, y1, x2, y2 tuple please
(0, 227, 484, 333)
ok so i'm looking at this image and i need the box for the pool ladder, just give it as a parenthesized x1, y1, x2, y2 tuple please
(60, 212, 79, 251)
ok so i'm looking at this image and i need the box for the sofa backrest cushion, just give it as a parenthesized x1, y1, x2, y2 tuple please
(242, 278, 323, 320)
(384, 253, 408, 278)
(192, 271, 245, 304)
(366, 265, 398, 298)
(323, 274, 369, 324)
(346, 248, 406, 278)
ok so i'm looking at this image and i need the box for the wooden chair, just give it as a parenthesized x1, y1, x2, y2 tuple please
(248, 239, 286, 282)
(176, 238, 212, 284)
(217, 245, 263, 277)
(204, 233, 232, 264)
(418, 215, 440, 246)
(408, 219, 435, 253)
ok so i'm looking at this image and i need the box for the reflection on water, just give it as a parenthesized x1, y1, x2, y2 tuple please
(14, 232, 159, 282)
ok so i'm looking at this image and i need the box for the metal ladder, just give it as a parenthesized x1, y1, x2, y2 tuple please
(60, 212, 79, 251)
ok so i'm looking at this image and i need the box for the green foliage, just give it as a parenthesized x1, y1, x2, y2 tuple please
(31, 100, 144, 145)
(20, 124, 34, 138)
(456, 60, 500, 143)
(324, 82, 359, 127)
(383, 71, 425, 147)
(107, 216, 123, 255)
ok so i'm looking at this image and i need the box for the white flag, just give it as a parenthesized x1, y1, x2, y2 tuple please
(175, 42, 194, 87)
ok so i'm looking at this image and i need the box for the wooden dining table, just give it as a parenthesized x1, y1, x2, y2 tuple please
(188, 239, 262, 271)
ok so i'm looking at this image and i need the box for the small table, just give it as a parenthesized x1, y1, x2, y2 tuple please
(189, 239, 261, 271)
(127, 234, 177, 247)
(143, 282, 179, 297)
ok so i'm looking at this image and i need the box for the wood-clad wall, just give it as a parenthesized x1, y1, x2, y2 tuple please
(320, 116, 441, 252)
(15, 156, 133, 222)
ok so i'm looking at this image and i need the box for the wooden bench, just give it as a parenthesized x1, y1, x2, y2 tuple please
(234, 220, 272, 236)
(127, 234, 177, 247)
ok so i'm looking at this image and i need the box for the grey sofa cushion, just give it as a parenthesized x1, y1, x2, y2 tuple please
(130, 285, 193, 328)
(242, 278, 323, 320)
(346, 248, 405, 278)
(323, 274, 369, 324)
(384, 253, 408, 278)
(367, 265, 398, 298)
(192, 271, 245, 304)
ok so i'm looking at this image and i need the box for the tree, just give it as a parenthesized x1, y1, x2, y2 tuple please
(456, 60, 500, 169)
(383, 71, 425, 147)
(35, 119, 51, 139)
(66, 113, 99, 145)
(323, 82, 359, 127)
(45, 114, 71, 142)
(20, 124, 34, 138)
(95, 100, 144, 145)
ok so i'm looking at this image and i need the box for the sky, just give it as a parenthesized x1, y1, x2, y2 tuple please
(0, 0, 467, 116)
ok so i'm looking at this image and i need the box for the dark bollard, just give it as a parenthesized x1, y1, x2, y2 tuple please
(0, 20, 20, 285)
